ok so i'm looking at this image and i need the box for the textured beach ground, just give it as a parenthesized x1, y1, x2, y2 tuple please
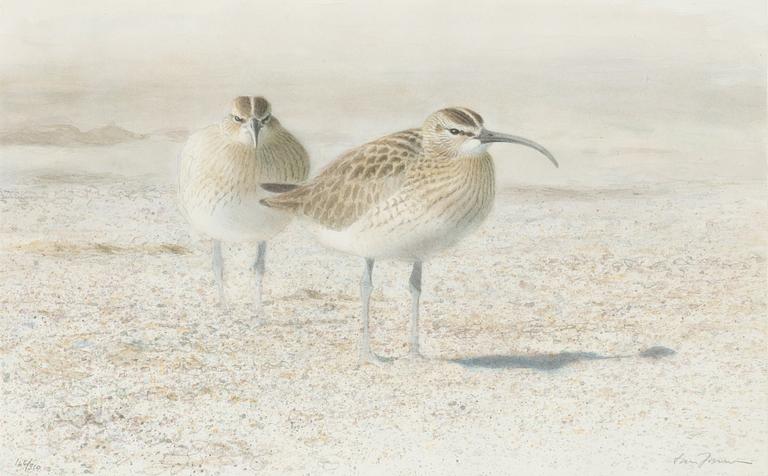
(0, 170, 765, 475)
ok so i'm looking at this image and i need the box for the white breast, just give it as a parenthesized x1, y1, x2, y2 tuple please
(178, 126, 294, 243)
(309, 197, 492, 261)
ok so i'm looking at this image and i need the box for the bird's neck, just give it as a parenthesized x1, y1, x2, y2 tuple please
(423, 144, 493, 165)
(218, 124, 282, 152)
(455, 151, 495, 177)
(419, 150, 495, 183)
(423, 141, 489, 161)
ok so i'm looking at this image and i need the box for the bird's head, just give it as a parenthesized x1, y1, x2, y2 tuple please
(422, 107, 558, 167)
(221, 96, 276, 147)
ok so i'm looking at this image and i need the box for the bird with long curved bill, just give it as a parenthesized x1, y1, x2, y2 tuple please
(178, 96, 310, 314)
(261, 107, 557, 363)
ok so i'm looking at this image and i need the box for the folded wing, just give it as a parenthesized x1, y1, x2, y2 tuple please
(261, 129, 423, 230)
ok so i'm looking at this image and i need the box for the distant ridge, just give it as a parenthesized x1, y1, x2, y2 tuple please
(151, 128, 189, 143)
(0, 123, 148, 147)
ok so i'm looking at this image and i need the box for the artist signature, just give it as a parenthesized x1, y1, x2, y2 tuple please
(674, 452, 752, 468)
(0, 190, 24, 200)
(14, 458, 42, 473)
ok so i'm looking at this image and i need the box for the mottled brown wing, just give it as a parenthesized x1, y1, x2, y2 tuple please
(262, 129, 422, 230)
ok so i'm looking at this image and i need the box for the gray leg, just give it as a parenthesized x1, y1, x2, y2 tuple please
(409, 260, 425, 359)
(252, 241, 267, 316)
(359, 258, 382, 363)
(212, 240, 227, 307)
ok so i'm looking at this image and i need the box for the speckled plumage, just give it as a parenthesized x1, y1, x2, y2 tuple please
(262, 111, 496, 260)
(179, 97, 309, 242)
(178, 96, 309, 310)
(261, 106, 557, 362)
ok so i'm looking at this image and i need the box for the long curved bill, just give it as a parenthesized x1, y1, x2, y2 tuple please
(478, 129, 559, 168)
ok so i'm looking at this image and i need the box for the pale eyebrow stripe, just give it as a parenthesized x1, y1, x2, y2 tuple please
(250, 96, 255, 116)
(459, 107, 483, 126)
(444, 108, 478, 128)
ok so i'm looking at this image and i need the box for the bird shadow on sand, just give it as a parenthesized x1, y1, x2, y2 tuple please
(450, 346, 676, 371)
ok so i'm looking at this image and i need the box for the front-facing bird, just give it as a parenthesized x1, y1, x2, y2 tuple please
(261, 107, 557, 362)
(178, 96, 310, 314)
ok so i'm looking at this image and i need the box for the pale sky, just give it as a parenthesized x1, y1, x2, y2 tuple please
(1, 0, 764, 83)
(0, 0, 765, 184)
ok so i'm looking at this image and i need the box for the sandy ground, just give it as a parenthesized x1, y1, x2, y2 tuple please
(0, 167, 765, 475)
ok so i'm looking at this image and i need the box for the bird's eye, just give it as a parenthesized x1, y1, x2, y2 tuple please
(449, 128, 460, 135)
(232, 115, 244, 123)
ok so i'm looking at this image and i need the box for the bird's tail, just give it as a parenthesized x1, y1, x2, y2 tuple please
(261, 183, 299, 193)
(259, 183, 303, 211)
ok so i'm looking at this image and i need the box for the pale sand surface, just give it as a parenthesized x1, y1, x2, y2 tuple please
(0, 168, 765, 475)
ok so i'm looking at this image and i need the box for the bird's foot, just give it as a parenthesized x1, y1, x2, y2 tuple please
(217, 296, 230, 313)
(358, 350, 388, 366)
(408, 349, 427, 361)
(216, 284, 230, 311)
(251, 305, 264, 324)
